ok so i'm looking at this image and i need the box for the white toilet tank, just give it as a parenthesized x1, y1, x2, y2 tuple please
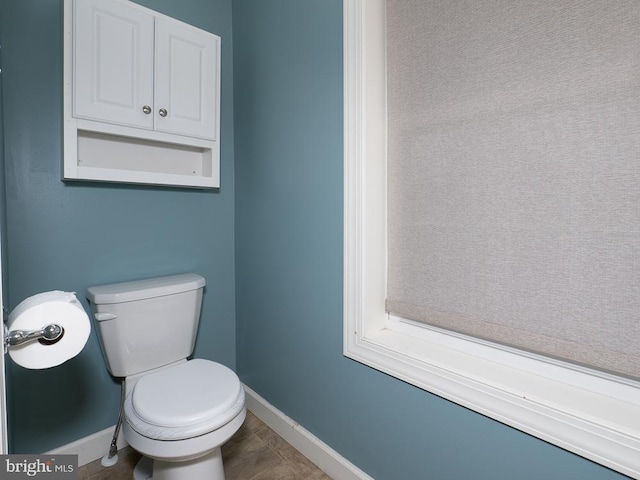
(87, 273, 206, 377)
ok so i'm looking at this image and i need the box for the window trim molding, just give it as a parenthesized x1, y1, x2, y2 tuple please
(342, 1, 640, 478)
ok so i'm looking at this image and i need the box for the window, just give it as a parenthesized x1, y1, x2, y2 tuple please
(343, 1, 640, 478)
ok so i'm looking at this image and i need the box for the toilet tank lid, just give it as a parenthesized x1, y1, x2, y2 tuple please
(87, 274, 205, 305)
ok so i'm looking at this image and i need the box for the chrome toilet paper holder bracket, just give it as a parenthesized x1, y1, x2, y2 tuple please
(3, 323, 65, 353)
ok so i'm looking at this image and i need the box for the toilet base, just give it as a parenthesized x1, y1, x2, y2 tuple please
(133, 448, 225, 480)
(133, 456, 153, 480)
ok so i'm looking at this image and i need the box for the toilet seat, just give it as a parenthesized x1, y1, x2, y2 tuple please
(125, 359, 245, 441)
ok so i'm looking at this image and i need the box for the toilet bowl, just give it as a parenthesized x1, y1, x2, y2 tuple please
(87, 274, 245, 480)
(124, 360, 246, 480)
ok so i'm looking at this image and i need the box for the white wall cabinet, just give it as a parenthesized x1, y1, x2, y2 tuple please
(64, 0, 221, 188)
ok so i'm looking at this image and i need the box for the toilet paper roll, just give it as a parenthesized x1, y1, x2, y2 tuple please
(7, 291, 91, 369)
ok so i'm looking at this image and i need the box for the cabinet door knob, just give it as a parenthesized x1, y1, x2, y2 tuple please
(142, 105, 152, 114)
(159, 108, 168, 117)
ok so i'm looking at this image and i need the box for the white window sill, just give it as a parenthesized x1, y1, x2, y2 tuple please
(345, 317, 640, 478)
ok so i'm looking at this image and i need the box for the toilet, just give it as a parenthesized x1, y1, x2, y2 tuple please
(87, 273, 245, 480)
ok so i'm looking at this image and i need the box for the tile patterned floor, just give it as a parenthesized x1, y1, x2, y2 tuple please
(78, 411, 332, 480)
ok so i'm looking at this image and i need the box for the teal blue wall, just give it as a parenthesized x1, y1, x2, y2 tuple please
(0, 0, 631, 478)
(0, 0, 234, 453)
(232, 1, 628, 479)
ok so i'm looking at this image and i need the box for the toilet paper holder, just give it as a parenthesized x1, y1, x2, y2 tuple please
(2, 304, 65, 353)
(3, 323, 64, 353)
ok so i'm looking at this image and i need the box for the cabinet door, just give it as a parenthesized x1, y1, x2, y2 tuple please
(154, 17, 219, 140)
(73, 0, 154, 129)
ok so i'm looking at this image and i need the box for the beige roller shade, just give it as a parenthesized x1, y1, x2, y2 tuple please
(386, 0, 640, 379)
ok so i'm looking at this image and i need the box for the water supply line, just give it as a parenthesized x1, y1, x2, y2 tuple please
(101, 377, 126, 467)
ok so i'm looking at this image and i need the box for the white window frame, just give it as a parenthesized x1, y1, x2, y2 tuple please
(342, 1, 640, 478)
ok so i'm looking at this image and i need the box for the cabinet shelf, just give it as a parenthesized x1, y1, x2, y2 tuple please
(67, 130, 217, 189)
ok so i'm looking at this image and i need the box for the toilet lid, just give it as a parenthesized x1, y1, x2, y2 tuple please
(126, 359, 244, 439)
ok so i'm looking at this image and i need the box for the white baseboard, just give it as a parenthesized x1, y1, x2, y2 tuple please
(243, 385, 374, 480)
(47, 385, 373, 479)
(47, 424, 127, 467)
